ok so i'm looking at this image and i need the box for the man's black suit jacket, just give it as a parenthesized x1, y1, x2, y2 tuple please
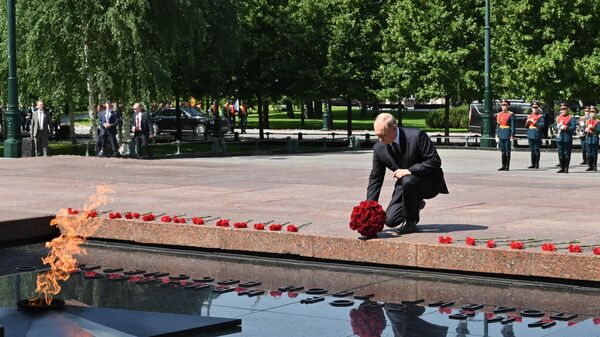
(367, 127, 449, 202)
(132, 112, 152, 137)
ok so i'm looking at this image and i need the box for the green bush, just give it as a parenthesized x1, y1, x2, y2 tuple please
(425, 106, 469, 129)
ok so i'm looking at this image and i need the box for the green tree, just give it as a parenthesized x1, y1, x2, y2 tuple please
(381, 0, 483, 137)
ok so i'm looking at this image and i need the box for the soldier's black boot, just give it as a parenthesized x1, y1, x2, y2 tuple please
(556, 158, 565, 173)
(594, 155, 598, 171)
(528, 153, 536, 168)
(534, 153, 540, 169)
(586, 157, 594, 171)
(581, 149, 587, 165)
(498, 154, 506, 171)
(565, 158, 570, 173)
(504, 154, 511, 171)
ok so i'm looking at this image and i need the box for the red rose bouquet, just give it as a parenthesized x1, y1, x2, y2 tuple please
(594, 247, 600, 255)
(109, 212, 122, 219)
(254, 223, 265, 230)
(192, 217, 205, 225)
(173, 216, 186, 223)
(349, 200, 386, 239)
(349, 302, 387, 337)
(286, 224, 298, 232)
(142, 213, 156, 221)
(161, 215, 172, 223)
(465, 236, 476, 246)
(568, 244, 582, 253)
(487, 240, 496, 248)
(67, 208, 79, 215)
(86, 210, 98, 218)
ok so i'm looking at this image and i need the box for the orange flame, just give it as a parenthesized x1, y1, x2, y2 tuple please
(34, 185, 114, 305)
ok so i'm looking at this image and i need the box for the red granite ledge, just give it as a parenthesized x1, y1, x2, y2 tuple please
(82, 219, 600, 282)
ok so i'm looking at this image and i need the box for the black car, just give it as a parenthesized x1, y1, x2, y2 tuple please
(151, 107, 229, 138)
(468, 99, 551, 137)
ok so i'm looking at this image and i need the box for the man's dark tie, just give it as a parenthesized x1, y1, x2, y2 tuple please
(389, 142, 402, 163)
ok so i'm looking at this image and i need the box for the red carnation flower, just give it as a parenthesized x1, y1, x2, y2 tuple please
(132, 212, 140, 218)
(541, 243, 556, 252)
(568, 244, 582, 253)
(487, 240, 496, 248)
(125, 212, 133, 219)
(254, 223, 265, 230)
(142, 213, 156, 221)
(286, 224, 298, 232)
(594, 317, 600, 325)
(593, 247, 600, 255)
(268, 224, 282, 231)
(216, 219, 230, 227)
(234, 222, 248, 229)
(288, 292, 299, 298)
(465, 236, 476, 246)
(192, 217, 205, 225)
(568, 321, 577, 326)
(67, 208, 79, 215)
(438, 236, 453, 244)
(269, 290, 282, 297)
(161, 215, 172, 223)
(177, 217, 186, 223)
(349, 200, 386, 238)
(86, 210, 98, 218)
(509, 241, 523, 250)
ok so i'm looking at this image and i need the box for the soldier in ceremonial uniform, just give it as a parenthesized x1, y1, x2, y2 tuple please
(496, 99, 515, 171)
(578, 106, 591, 164)
(525, 101, 544, 169)
(555, 102, 578, 173)
(584, 106, 600, 171)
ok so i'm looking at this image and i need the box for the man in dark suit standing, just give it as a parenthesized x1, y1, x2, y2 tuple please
(131, 102, 154, 159)
(98, 100, 121, 157)
(31, 100, 53, 157)
(367, 113, 448, 234)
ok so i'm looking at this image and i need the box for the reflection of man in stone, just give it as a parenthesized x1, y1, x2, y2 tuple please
(367, 113, 448, 234)
(384, 304, 448, 337)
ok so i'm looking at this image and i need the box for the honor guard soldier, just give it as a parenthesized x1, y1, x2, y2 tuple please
(578, 106, 591, 164)
(496, 99, 516, 171)
(555, 102, 578, 173)
(525, 101, 545, 168)
(584, 106, 600, 171)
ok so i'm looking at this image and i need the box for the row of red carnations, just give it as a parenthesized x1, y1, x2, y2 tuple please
(440, 235, 600, 255)
(68, 208, 298, 232)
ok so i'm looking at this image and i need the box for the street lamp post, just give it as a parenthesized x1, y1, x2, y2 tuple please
(4, 0, 22, 157)
(480, 0, 495, 148)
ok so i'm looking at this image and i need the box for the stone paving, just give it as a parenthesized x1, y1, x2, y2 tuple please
(1, 148, 600, 280)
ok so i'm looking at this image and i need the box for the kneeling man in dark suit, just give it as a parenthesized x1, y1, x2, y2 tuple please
(367, 113, 449, 234)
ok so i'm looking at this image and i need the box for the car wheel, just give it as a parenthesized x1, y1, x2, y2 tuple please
(152, 123, 160, 135)
(194, 124, 207, 139)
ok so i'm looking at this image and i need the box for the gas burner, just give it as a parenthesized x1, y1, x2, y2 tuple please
(17, 299, 65, 312)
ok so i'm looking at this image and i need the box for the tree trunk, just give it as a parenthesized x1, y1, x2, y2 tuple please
(175, 96, 182, 141)
(444, 95, 450, 143)
(306, 98, 314, 118)
(262, 98, 270, 129)
(286, 99, 294, 118)
(300, 98, 305, 127)
(327, 98, 334, 129)
(258, 94, 264, 139)
(66, 101, 75, 143)
(360, 101, 368, 119)
(397, 97, 403, 127)
(314, 100, 323, 118)
(347, 97, 352, 137)
(84, 44, 98, 141)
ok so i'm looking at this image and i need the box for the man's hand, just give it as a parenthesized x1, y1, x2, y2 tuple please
(393, 169, 411, 179)
(103, 122, 111, 129)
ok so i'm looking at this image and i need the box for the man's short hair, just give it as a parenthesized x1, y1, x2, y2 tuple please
(374, 112, 397, 130)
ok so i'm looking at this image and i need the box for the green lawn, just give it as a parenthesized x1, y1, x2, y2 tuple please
(246, 107, 466, 132)
(67, 106, 467, 133)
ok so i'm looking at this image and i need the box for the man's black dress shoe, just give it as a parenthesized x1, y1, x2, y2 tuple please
(397, 219, 417, 235)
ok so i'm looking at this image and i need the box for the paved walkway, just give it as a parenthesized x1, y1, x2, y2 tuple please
(1, 148, 599, 244)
